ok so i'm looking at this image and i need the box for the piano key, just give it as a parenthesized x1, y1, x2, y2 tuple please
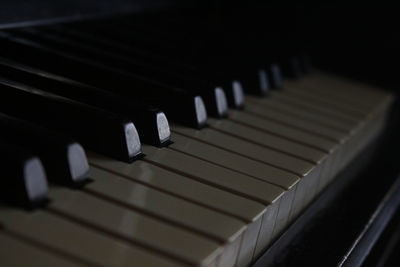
(302, 78, 391, 134)
(0, 140, 48, 208)
(231, 68, 269, 96)
(268, 63, 284, 89)
(283, 82, 380, 111)
(87, 152, 265, 222)
(207, 118, 327, 164)
(276, 78, 390, 176)
(228, 111, 337, 152)
(0, 114, 89, 186)
(242, 99, 358, 180)
(235, 98, 346, 181)
(245, 94, 360, 140)
(0, 58, 171, 147)
(227, 110, 342, 186)
(274, 90, 370, 117)
(48, 25, 245, 110)
(243, 103, 348, 142)
(204, 117, 331, 219)
(267, 92, 364, 122)
(85, 166, 246, 243)
(280, 55, 303, 79)
(0, 81, 141, 162)
(227, 80, 246, 109)
(169, 132, 299, 189)
(19, 27, 229, 118)
(87, 152, 267, 266)
(140, 145, 290, 251)
(300, 72, 391, 103)
(287, 74, 394, 171)
(48, 188, 223, 267)
(172, 128, 324, 222)
(0, 209, 185, 267)
(172, 127, 315, 177)
(272, 84, 384, 140)
(0, 31, 208, 129)
(245, 96, 355, 133)
(141, 144, 299, 254)
(296, 73, 393, 120)
(0, 231, 85, 267)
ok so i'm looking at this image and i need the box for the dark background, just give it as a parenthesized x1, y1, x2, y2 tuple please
(0, 1, 397, 91)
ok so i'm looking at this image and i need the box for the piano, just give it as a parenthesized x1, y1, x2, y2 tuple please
(0, 1, 399, 267)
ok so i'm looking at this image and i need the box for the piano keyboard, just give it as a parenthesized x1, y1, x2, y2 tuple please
(0, 16, 394, 267)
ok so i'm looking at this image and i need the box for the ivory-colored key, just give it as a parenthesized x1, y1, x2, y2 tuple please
(207, 118, 327, 164)
(48, 188, 223, 267)
(282, 77, 392, 171)
(245, 98, 355, 185)
(244, 101, 348, 142)
(261, 94, 361, 123)
(0, 231, 84, 267)
(88, 152, 266, 222)
(140, 145, 291, 265)
(87, 152, 268, 267)
(170, 129, 316, 223)
(171, 126, 324, 216)
(228, 110, 340, 186)
(84, 166, 246, 244)
(229, 111, 336, 153)
(271, 92, 365, 120)
(166, 134, 299, 189)
(300, 72, 390, 102)
(283, 83, 380, 111)
(172, 127, 314, 177)
(244, 97, 354, 188)
(279, 88, 371, 116)
(246, 96, 356, 132)
(270, 85, 374, 178)
(0, 209, 184, 267)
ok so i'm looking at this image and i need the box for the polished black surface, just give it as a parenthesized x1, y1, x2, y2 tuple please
(0, 81, 141, 163)
(0, 113, 89, 186)
(0, 58, 171, 147)
(0, 31, 208, 129)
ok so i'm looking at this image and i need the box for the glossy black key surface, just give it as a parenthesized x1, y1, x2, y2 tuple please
(0, 140, 48, 208)
(76, 21, 272, 96)
(0, 31, 208, 128)
(44, 25, 244, 109)
(0, 80, 141, 163)
(0, 58, 171, 147)
(268, 63, 284, 89)
(0, 113, 89, 186)
(280, 55, 303, 79)
(14, 28, 227, 118)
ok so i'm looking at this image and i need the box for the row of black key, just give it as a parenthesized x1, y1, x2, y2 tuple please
(0, 17, 306, 208)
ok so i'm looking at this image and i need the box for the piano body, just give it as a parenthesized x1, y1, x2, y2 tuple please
(0, 1, 399, 267)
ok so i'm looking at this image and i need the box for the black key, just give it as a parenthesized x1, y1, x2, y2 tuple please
(74, 22, 270, 97)
(0, 140, 48, 208)
(215, 80, 244, 109)
(298, 54, 313, 74)
(268, 63, 284, 89)
(0, 31, 208, 128)
(53, 26, 245, 108)
(19, 28, 228, 118)
(280, 55, 303, 79)
(0, 80, 141, 163)
(0, 58, 171, 147)
(0, 113, 89, 186)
